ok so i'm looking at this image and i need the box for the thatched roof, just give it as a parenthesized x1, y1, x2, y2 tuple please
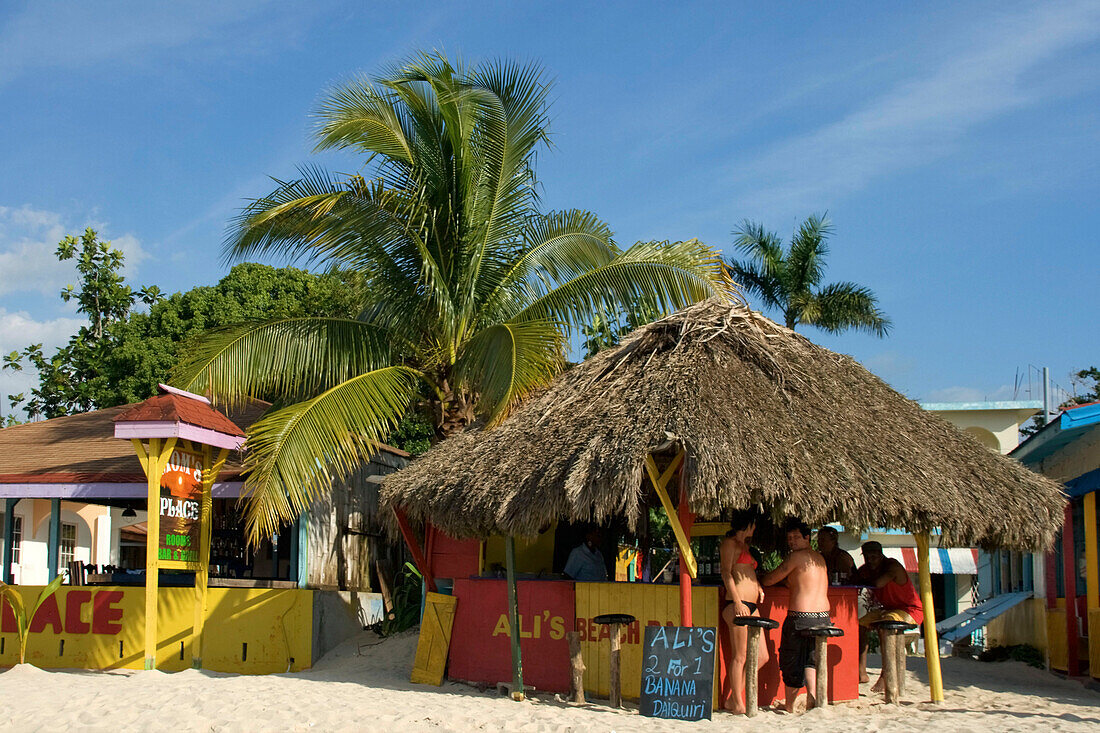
(381, 299, 1065, 550)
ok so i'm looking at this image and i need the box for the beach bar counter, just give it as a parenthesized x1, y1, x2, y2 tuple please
(423, 524, 859, 707)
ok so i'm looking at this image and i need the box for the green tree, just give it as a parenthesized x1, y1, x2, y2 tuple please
(728, 214, 890, 337)
(174, 52, 728, 542)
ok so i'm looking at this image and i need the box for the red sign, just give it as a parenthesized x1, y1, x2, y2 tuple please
(158, 448, 204, 568)
(449, 579, 575, 693)
(1, 590, 124, 635)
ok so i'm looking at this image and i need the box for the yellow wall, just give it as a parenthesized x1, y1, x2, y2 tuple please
(986, 598, 1049, 653)
(0, 586, 312, 674)
(927, 407, 1037, 454)
(1047, 609, 1067, 672)
(484, 526, 556, 575)
(1091, 609, 1100, 680)
(574, 582, 720, 705)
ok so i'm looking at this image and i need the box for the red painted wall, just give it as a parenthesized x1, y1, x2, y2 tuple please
(449, 578, 575, 692)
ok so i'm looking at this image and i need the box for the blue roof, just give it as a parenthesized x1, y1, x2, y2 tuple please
(1066, 467, 1100, 498)
(1011, 402, 1100, 466)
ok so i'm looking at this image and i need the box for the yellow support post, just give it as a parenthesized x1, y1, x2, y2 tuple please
(915, 533, 944, 703)
(192, 446, 228, 669)
(138, 437, 176, 670)
(644, 451, 696, 578)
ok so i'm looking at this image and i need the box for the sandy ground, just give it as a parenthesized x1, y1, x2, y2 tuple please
(2, 631, 1098, 732)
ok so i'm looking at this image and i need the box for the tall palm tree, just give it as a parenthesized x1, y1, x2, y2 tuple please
(173, 53, 730, 543)
(727, 214, 890, 337)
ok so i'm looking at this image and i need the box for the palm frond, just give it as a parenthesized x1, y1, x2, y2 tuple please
(510, 239, 734, 331)
(456, 318, 565, 425)
(786, 213, 833, 291)
(172, 318, 400, 408)
(810, 282, 891, 337)
(726, 259, 785, 313)
(239, 365, 421, 544)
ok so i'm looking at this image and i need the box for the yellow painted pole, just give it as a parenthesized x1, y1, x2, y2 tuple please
(192, 446, 228, 669)
(915, 533, 944, 703)
(644, 452, 696, 578)
(1084, 493, 1098, 612)
(142, 437, 161, 670)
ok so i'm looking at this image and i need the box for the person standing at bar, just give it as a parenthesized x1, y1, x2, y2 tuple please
(719, 510, 766, 714)
(563, 527, 608, 581)
(816, 526, 856, 583)
(762, 519, 831, 713)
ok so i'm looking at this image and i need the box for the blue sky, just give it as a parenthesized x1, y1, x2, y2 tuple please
(2, 0, 1098, 412)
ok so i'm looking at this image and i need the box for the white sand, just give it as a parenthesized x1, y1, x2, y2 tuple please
(2, 632, 1098, 732)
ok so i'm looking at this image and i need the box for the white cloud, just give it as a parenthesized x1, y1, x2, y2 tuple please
(0, 205, 147, 297)
(0, 308, 84, 420)
(727, 1, 1100, 218)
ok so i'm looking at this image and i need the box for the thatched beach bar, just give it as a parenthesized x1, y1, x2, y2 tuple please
(382, 299, 1066, 711)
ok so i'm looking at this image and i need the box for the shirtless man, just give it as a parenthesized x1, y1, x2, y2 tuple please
(719, 510, 767, 714)
(762, 519, 831, 713)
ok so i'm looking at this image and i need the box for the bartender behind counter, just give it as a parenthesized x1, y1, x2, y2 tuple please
(564, 527, 608, 581)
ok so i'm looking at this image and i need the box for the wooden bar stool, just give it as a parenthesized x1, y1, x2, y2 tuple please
(796, 625, 844, 707)
(733, 616, 779, 717)
(593, 613, 636, 708)
(871, 620, 917, 704)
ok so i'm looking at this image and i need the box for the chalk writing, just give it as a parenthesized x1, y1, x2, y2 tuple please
(639, 625, 715, 721)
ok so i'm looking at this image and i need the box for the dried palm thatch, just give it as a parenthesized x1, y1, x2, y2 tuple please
(381, 298, 1064, 550)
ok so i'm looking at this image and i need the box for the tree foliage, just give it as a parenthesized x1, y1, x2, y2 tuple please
(728, 214, 890, 337)
(174, 52, 730, 543)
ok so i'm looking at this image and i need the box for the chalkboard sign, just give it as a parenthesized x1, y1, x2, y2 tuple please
(639, 625, 716, 721)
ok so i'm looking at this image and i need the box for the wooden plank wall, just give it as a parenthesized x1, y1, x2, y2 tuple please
(574, 582, 720, 705)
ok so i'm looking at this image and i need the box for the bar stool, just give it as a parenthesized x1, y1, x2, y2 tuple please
(733, 616, 779, 717)
(796, 625, 844, 707)
(871, 619, 917, 703)
(593, 613, 636, 708)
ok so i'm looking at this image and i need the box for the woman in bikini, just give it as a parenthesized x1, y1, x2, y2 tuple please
(720, 510, 768, 714)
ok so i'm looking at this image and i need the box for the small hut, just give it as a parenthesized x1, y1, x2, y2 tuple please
(381, 298, 1065, 704)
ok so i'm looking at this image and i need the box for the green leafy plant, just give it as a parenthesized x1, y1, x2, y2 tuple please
(0, 575, 66, 664)
(381, 562, 425, 636)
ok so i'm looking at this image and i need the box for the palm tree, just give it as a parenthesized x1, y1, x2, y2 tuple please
(173, 53, 730, 543)
(727, 214, 890, 337)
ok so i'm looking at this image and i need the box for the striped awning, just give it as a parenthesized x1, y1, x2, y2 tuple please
(870, 547, 979, 575)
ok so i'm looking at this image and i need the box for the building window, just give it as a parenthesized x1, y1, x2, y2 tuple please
(59, 522, 77, 571)
(1, 515, 22, 565)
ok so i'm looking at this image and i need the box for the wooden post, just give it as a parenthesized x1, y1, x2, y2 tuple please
(567, 631, 585, 704)
(142, 438, 161, 670)
(895, 633, 906, 697)
(393, 507, 437, 592)
(297, 510, 309, 588)
(1061, 503, 1080, 676)
(191, 446, 226, 669)
(47, 498, 61, 582)
(1084, 492, 1098, 613)
(915, 532, 944, 702)
(677, 454, 694, 627)
(505, 535, 524, 701)
(814, 636, 828, 706)
(881, 629, 898, 704)
(609, 622, 623, 708)
(745, 627, 760, 717)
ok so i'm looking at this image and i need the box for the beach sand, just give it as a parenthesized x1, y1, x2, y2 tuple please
(2, 631, 1098, 732)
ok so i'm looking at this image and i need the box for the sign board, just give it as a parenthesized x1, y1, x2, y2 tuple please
(639, 625, 716, 721)
(157, 448, 204, 569)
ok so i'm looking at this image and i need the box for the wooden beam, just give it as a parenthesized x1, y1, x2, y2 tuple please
(505, 535, 525, 701)
(1062, 503, 1080, 676)
(1084, 492, 1098, 612)
(644, 452, 696, 578)
(393, 507, 437, 592)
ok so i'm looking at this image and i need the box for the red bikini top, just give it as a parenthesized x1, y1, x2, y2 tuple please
(736, 548, 757, 569)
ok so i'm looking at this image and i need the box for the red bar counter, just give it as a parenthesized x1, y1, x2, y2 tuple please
(717, 585, 860, 707)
